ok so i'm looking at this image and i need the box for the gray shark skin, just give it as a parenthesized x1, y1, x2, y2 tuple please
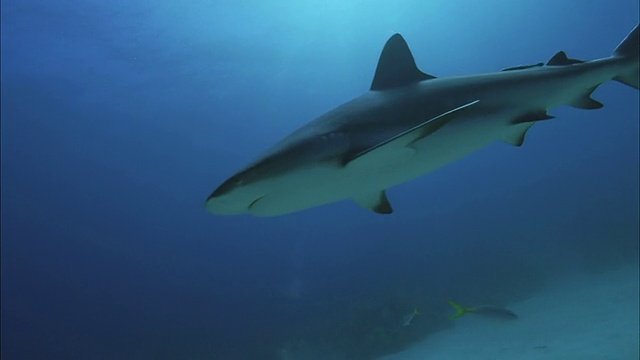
(206, 25, 639, 217)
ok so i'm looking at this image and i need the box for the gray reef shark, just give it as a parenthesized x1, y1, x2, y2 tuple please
(206, 25, 639, 217)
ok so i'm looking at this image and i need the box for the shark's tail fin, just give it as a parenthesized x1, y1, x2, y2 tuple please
(613, 24, 639, 89)
(447, 300, 473, 320)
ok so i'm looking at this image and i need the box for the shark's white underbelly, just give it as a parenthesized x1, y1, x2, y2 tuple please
(249, 113, 519, 216)
(345, 113, 518, 190)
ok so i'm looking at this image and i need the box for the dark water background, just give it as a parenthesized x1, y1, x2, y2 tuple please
(2, 1, 638, 359)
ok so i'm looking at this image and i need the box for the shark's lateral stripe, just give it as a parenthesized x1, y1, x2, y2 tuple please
(344, 100, 480, 166)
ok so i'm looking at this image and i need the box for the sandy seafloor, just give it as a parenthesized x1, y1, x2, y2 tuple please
(379, 263, 639, 360)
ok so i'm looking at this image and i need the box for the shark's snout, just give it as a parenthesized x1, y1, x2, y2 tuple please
(205, 191, 248, 215)
(206, 171, 267, 215)
(209, 174, 243, 198)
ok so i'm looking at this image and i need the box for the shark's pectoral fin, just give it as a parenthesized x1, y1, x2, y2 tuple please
(353, 190, 393, 214)
(344, 100, 480, 166)
(569, 86, 604, 109)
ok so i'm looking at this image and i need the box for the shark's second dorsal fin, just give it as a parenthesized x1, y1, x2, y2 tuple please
(370, 34, 435, 91)
(546, 51, 584, 66)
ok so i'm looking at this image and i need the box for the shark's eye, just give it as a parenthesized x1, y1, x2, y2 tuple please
(229, 173, 246, 186)
(320, 133, 341, 143)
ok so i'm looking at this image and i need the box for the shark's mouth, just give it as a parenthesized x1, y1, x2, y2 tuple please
(248, 195, 266, 211)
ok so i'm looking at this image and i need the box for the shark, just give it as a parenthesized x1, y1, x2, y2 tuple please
(206, 25, 639, 217)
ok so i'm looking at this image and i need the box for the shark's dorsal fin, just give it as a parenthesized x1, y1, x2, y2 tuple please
(546, 51, 584, 66)
(353, 190, 393, 214)
(370, 34, 435, 91)
(344, 100, 480, 166)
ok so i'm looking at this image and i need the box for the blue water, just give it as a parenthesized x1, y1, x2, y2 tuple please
(2, 1, 638, 359)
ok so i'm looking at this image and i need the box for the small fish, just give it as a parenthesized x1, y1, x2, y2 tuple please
(447, 300, 518, 320)
(401, 308, 420, 327)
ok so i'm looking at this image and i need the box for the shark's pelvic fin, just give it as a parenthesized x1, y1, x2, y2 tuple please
(504, 123, 535, 147)
(370, 34, 435, 91)
(344, 100, 480, 165)
(546, 51, 584, 66)
(353, 190, 393, 214)
(505, 110, 555, 147)
(511, 111, 555, 124)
